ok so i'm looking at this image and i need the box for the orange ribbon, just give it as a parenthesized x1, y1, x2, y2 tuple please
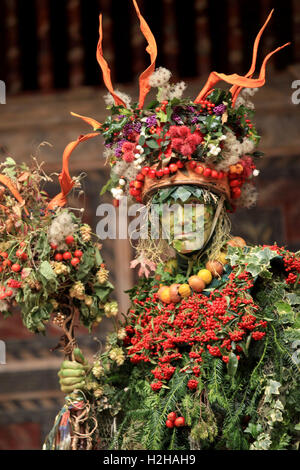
(194, 10, 290, 105)
(96, 14, 127, 108)
(230, 9, 274, 105)
(47, 132, 100, 210)
(132, 0, 157, 109)
(70, 112, 102, 131)
(0, 174, 29, 215)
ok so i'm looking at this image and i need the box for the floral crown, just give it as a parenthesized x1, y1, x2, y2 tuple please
(58, 2, 289, 211)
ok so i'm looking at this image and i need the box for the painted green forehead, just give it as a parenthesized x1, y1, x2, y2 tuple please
(151, 185, 219, 206)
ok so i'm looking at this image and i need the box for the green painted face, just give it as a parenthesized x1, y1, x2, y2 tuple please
(160, 196, 216, 254)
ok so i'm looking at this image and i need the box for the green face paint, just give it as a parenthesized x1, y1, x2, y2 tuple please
(159, 196, 216, 254)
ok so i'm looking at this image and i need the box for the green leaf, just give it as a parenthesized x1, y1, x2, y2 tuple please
(286, 293, 300, 305)
(100, 174, 119, 196)
(156, 110, 168, 123)
(275, 301, 293, 315)
(39, 261, 56, 281)
(227, 352, 238, 377)
(139, 135, 146, 146)
(4, 157, 17, 166)
(171, 186, 192, 203)
(146, 139, 160, 149)
(94, 286, 111, 302)
(95, 248, 103, 267)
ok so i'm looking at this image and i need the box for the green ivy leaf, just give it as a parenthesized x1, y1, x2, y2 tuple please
(275, 301, 293, 315)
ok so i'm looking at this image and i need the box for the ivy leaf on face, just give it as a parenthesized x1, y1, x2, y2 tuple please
(171, 186, 192, 203)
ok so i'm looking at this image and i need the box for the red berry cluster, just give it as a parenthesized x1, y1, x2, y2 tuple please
(165, 412, 185, 429)
(283, 252, 300, 286)
(0, 242, 28, 276)
(198, 99, 216, 114)
(188, 160, 225, 180)
(129, 160, 227, 202)
(125, 269, 267, 391)
(51, 237, 83, 267)
(129, 161, 185, 202)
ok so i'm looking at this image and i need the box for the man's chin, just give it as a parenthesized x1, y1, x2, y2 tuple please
(173, 237, 205, 253)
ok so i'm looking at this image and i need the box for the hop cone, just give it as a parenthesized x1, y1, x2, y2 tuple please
(26, 277, 42, 291)
(80, 224, 92, 242)
(97, 267, 109, 284)
(70, 281, 85, 300)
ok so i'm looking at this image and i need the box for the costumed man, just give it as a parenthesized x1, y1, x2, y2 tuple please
(51, 3, 300, 450)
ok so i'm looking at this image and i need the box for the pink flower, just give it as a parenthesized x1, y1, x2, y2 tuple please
(171, 138, 184, 151)
(123, 151, 135, 162)
(122, 142, 135, 153)
(180, 143, 194, 156)
(177, 126, 190, 138)
(130, 254, 156, 278)
(169, 126, 181, 138)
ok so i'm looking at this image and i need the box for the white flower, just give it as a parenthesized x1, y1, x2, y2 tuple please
(119, 178, 126, 186)
(219, 135, 227, 141)
(48, 211, 75, 250)
(149, 67, 172, 87)
(208, 145, 221, 156)
(103, 90, 132, 109)
(253, 169, 260, 177)
(168, 81, 187, 100)
(111, 188, 123, 199)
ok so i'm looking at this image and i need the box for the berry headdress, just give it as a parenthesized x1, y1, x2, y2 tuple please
(56, 2, 289, 212)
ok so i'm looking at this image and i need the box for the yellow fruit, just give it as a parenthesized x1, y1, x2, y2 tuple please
(178, 284, 191, 298)
(158, 286, 171, 304)
(197, 269, 213, 285)
(217, 251, 228, 265)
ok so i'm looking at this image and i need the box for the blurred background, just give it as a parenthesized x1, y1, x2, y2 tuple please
(0, 0, 299, 450)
